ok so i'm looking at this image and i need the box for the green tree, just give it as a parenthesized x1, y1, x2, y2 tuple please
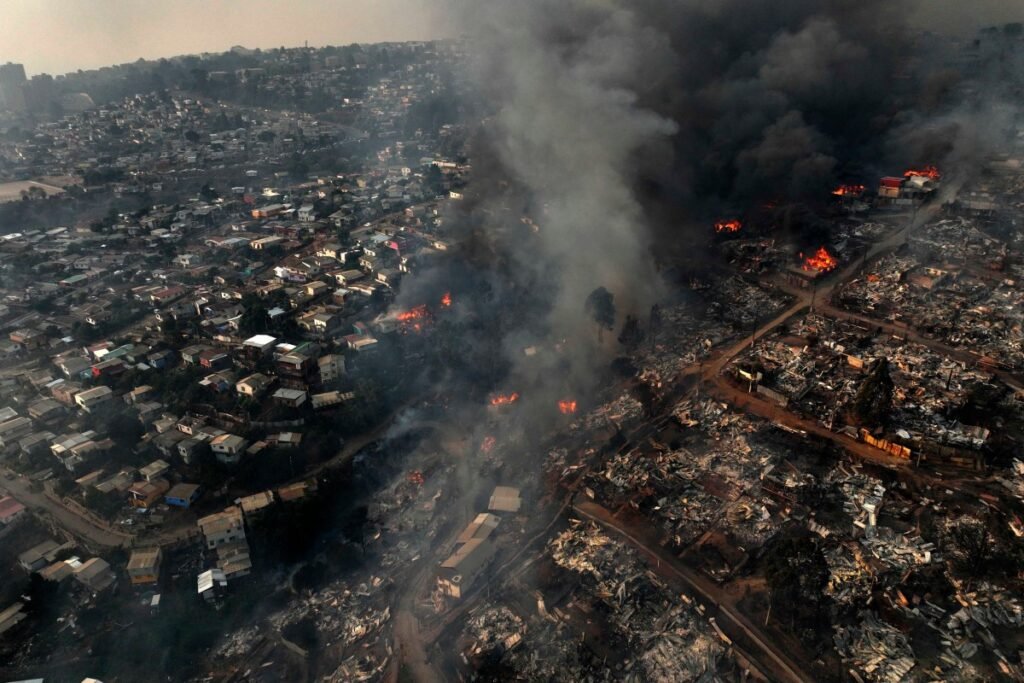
(617, 314, 644, 349)
(199, 183, 219, 202)
(239, 294, 270, 335)
(585, 286, 616, 342)
(425, 165, 445, 195)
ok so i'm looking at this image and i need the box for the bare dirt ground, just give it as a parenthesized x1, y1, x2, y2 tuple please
(0, 180, 66, 203)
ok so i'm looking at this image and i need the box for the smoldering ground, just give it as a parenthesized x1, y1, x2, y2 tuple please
(380, 0, 1023, 512)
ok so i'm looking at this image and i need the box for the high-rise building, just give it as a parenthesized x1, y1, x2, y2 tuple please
(23, 73, 55, 113)
(0, 63, 28, 112)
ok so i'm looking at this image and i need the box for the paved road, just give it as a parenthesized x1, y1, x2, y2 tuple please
(0, 467, 133, 548)
(573, 500, 811, 683)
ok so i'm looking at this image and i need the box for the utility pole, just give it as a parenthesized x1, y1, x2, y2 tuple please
(697, 359, 704, 398)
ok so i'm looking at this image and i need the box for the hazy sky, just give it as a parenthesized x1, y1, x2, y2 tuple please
(0, 0, 451, 76)
(0, 0, 1020, 77)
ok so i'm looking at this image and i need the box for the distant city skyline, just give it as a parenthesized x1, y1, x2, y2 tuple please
(0, 0, 449, 77)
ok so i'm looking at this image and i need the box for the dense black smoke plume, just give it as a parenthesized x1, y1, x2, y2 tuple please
(471, 0, 915, 220)
(442, 0, 915, 370)
(388, 1, 1022, 504)
(450, 0, 1021, 332)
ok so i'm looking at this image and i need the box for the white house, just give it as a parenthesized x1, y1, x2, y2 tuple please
(75, 386, 114, 413)
(210, 434, 248, 465)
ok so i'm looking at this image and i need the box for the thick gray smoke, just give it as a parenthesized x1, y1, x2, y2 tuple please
(473, 2, 679, 338)
(454, 0, 914, 363)
(390, 0, 1022, 507)
(455, 0, 1021, 342)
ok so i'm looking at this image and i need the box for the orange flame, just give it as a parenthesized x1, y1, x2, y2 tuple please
(904, 166, 940, 180)
(832, 184, 865, 197)
(396, 304, 428, 322)
(440, 292, 452, 307)
(800, 247, 839, 273)
(715, 219, 742, 233)
(558, 399, 577, 415)
(490, 392, 519, 407)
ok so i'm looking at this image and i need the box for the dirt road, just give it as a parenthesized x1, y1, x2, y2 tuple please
(703, 213, 926, 381)
(1, 468, 133, 548)
(573, 499, 812, 683)
(392, 605, 444, 683)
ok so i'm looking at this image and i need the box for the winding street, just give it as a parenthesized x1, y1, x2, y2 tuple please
(1, 467, 133, 548)
(573, 499, 812, 683)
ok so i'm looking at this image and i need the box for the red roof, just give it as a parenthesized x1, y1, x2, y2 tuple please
(152, 286, 185, 301)
(880, 177, 904, 188)
(0, 495, 25, 521)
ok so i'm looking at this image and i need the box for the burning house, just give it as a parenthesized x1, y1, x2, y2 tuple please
(877, 168, 940, 205)
(785, 246, 839, 288)
(714, 219, 742, 234)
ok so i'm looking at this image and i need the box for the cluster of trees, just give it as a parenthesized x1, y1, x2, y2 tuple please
(0, 193, 77, 235)
(403, 91, 460, 137)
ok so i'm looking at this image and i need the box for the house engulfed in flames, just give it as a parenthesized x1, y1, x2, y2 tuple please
(832, 184, 865, 197)
(784, 246, 840, 289)
(877, 166, 940, 205)
(714, 219, 742, 234)
(801, 247, 839, 273)
(394, 304, 429, 333)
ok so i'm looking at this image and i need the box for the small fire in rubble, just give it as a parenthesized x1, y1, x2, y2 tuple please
(832, 184, 865, 197)
(396, 304, 428, 322)
(904, 166, 941, 180)
(440, 292, 452, 307)
(395, 304, 429, 333)
(480, 435, 496, 454)
(407, 470, 425, 486)
(558, 399, 578, 415)
(800, 246, 839, 273)
(489, 392, 520, 407)
(714, 219, 742, 233)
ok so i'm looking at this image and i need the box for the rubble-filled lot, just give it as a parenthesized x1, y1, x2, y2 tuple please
(834, 611, 918, 683)
(267, 576, 393, 651)
(580, 399, 790, 553)
(797, 452, 1024, 682)
(548, 521, 739, 680)
(458, 521, 740, 682)
(627, 276, 791, 385)
(833, 216, 1024, 370)
(444, 520, 741, 679)
(729, 312, 1011, 456)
